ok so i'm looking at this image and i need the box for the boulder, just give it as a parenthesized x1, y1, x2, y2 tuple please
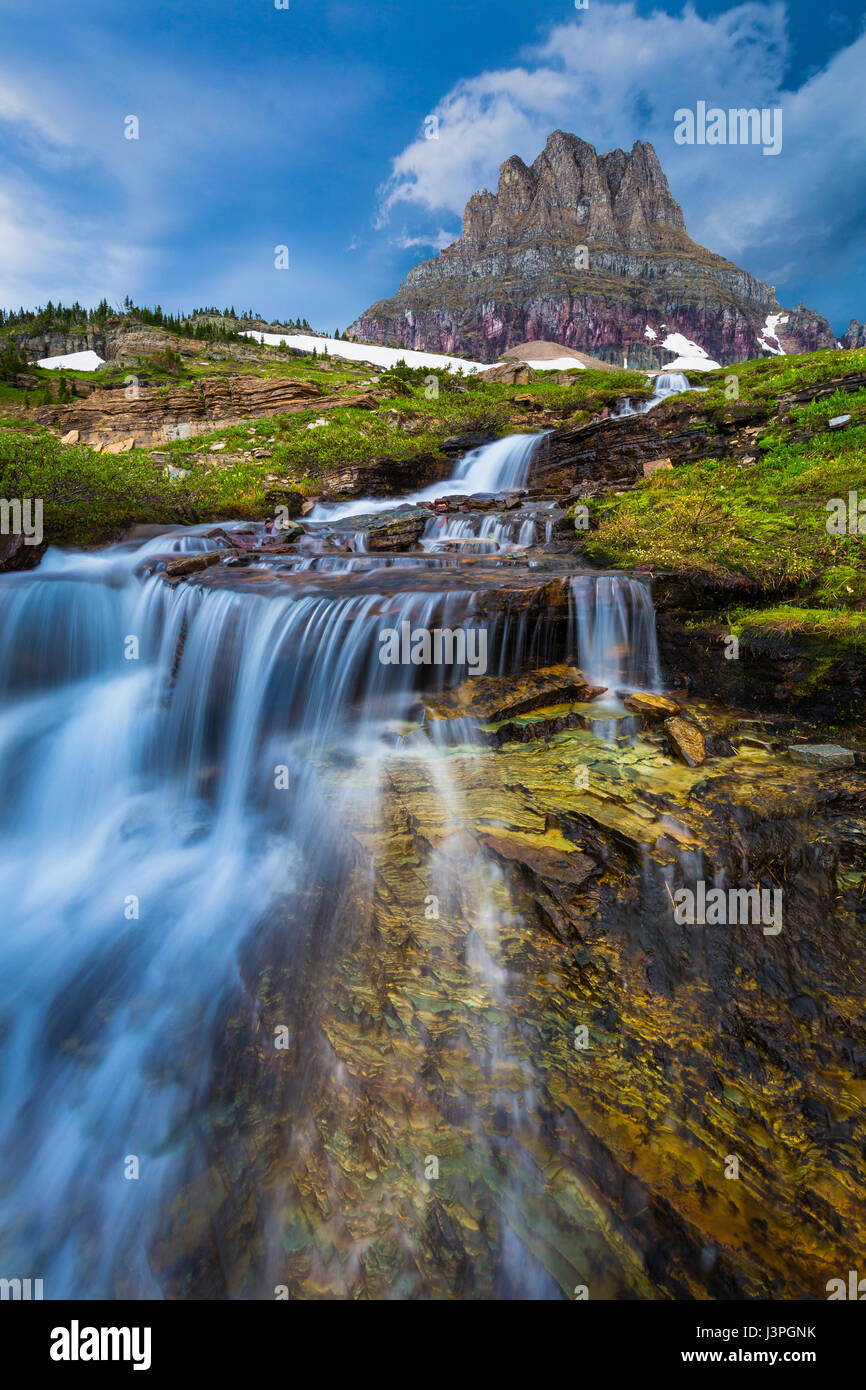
(0, 532, 46, 573)
(663, 715, 707, 767)
(353, 504, 434, 552)
(643, 456, 673, 477)
(427, 665, 606, 723)
(264, 486, 305, 517)
(61, 429, 80, 445)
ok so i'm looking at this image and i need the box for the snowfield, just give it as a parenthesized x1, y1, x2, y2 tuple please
(240, 331, 489, 374)
(523, 357, 586, 371)
(757, 313, 789, 356)
(242, 331, 594, 374)
(37, 350, 106, 371)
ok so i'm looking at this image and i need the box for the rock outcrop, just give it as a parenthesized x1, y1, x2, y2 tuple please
(842, 318, 866, 349)
(349, 131, 836, 366)
(30, 375, 369, 448)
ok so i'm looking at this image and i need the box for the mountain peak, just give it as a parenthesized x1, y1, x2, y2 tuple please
(349, 130, 835, 366)
(460, 133, 686, 252)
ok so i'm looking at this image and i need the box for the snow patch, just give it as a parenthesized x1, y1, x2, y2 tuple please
(644, 325, 657, 340)
(524, 357, 586, 371)
(660, 332, 720, 372)
(757, 312, 789, 356)
(240, 331, 488, 375)
(37, 350, 105, 371)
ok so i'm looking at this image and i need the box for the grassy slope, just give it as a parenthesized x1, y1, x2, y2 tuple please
(583, 348, 866, 653)
(0, 344, 647, 546)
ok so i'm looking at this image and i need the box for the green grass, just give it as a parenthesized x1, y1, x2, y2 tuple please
(724, 604, 866, 653)
(584, 352, 866, 608)
(0, 428, 266, 546)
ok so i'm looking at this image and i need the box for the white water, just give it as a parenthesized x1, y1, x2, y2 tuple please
(569, 574, 662, 692)
(310, 432, 549, 523)
(614, 371, 694, 418)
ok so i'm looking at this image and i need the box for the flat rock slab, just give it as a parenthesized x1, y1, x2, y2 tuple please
(787, 743, 855, 770)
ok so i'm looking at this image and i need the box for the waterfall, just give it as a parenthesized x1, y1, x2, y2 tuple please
(568, 574, 662, 692)
(309, 431, 549, 522)
(0, 424, 667, 1298)
(420, 511, 538, 552)
(450, 432, 546, 492)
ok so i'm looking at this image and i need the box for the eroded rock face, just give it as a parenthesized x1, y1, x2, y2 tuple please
(154, 695, 866, 1300)
(348, 130, 835, 366)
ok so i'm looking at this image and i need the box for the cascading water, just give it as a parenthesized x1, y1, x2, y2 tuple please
(309, 431, 550, 522)
(568, 573, 662, 692)
(0, 429, 667, 1299)
(614, 370, 694, 417)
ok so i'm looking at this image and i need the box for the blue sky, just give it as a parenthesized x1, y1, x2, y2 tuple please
(0, 0, 863, 334)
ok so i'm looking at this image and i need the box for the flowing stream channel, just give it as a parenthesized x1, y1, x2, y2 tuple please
(0, 431, 674, 1299)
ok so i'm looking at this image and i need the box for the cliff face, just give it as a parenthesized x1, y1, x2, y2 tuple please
(349, 131, 836, 366)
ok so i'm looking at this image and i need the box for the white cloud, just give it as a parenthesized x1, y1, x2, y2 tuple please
(392, 230, 459, 252)
(374, 3, 866, 294)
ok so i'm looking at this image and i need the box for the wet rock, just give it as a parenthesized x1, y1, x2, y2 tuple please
(663, 715, 707, 766)
(427, 665, 606, 723)
(787, 744, 855, 770)
(0, 531, 46, 572)
(164, 552, 224, 579)
(623, 691, 681, 720)
(352, 504, 434, 552)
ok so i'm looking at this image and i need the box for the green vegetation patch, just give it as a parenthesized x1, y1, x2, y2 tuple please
(0, 428, 265, 547)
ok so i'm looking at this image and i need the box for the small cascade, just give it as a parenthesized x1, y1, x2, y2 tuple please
(420, 512, 538, 553)
(614, 370, 693, 417)
(309, 431, 549, 522)
(568, 573, 662, 693)
(450, 432, 547, 492)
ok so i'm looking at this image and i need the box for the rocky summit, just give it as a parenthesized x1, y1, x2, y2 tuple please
(349, 131, 836, 366)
